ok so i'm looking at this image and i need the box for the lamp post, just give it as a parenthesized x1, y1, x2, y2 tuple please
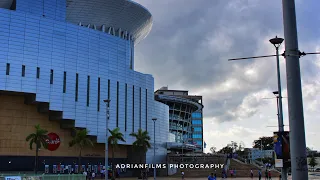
(104, 99, 110, 180)
(152, 117, 157, 180)
(269, 37, 285, 133)
(269, 37, 287, 180)
(260, 139, 263, 164)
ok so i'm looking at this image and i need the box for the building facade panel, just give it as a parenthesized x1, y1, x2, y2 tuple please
(146, 101, 169, 164)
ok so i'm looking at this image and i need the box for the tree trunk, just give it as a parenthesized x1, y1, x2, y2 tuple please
(139, 150, 142, 179)
(78, 149, 82, 172)
(112, 145, 115, 179)
(35, 144, 39, 174)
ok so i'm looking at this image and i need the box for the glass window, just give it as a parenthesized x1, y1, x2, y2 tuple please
(192, 120, 202, 125)
(194, 127, 202, 132)
(63, 71, 66, 93)
(87, 76, 90, 106)
(75, 73, 78, 101)
(98, 77, 101, 112)
(192, 112, 202, 118)
(50, 69, 53, 84)
(36, 67, 40, 78)
(192, 134, 202, 138)
(6, 63, 10, 75)
(22, 65, 25, 77)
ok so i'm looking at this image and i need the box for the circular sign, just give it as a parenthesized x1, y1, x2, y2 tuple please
(46, 133, 61, 151)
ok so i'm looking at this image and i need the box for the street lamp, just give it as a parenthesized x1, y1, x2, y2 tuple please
(104, 99, 110, 180)
(260, 139, 263, 164)
(270, 36, 287, 180)
(152, 117, 157, 180)
(269, 37, 285, 133)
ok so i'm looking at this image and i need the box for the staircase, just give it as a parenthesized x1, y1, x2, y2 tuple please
(228, 158, 281, 177)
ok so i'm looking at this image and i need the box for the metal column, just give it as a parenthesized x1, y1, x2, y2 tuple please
(282, 0, 308, 179)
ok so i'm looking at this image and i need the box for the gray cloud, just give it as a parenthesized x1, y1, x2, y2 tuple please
(134, 0, 320, 124)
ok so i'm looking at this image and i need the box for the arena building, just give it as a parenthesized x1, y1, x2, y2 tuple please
(0, 0, 169, 172)
(154, 87, 204, 153)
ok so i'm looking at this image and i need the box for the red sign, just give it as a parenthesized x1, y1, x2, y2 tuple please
(46, 133, 61, 151)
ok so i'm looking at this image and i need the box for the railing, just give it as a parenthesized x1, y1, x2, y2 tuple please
(235, 156, 247, 164)
(252, 159, 264, 166)
(0, 174, 86, 180)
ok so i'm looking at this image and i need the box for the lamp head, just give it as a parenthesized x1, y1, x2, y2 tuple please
(103, 99, 110, 103)
(269, 36, 284, 47)
(152, 117, 157, 122)
(272, 91, 279, 95)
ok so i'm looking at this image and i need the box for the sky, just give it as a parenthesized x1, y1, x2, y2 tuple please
(133, 0, 320, 152)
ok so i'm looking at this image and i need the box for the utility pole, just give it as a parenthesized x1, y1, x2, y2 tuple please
(282, 0, 308, 179)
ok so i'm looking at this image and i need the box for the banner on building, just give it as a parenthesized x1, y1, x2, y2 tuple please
(273, 131, 291, 168)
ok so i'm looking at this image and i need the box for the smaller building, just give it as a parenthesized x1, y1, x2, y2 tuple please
(154, 87, 204, 152)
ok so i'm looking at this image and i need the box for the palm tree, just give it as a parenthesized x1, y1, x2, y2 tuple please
(69, 128, 94, 172)
(129, 129, 151, 164)
(108, 127, 126, 179)
(26, 124, 49, 174)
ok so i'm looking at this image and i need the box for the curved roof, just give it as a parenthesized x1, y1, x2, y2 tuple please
(156, 94, 203, 112)
(66, 0, 153, 45)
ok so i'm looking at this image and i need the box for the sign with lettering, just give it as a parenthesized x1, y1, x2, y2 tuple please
(46, 133, 61, 151)
(275, 159, 283, 168)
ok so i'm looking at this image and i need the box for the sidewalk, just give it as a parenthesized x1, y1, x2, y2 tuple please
(117, 172, 320, 180)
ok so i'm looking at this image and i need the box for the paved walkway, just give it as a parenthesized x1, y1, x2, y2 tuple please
(117, 172, 320, 180)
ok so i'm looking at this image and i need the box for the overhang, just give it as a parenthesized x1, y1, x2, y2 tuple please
(155, 94, 203, 111)
(66, 0, 153, 45)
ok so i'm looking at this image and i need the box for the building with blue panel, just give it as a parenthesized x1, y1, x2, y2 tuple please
(0, 0, 169, 172)
(154, 87, 204, 153)
(192, 109, 204, 152)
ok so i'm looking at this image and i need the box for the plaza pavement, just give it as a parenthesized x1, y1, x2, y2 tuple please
(117, 172, 320, 180)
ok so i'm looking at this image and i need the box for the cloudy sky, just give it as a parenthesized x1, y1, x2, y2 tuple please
(133, 0, 320, 152)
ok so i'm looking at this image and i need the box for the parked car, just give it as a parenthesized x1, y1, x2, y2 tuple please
(315, 168, 320, 172)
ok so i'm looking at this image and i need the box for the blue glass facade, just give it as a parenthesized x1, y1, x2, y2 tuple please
(0, 0, 168, 164)
(192, 111, 203, 152)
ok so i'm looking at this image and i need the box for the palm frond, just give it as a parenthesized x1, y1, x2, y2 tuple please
(26, 134, 36, 141)
(40, 136, 48, 149)
(131, 129, 151, 153)
(69, 128, 94, 150)
(29, 139, 34, 150)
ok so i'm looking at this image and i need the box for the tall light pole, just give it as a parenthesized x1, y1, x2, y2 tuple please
(152, 117, 157, 180)
(282, 0, 308, 179)
(104, 99, 110, 180)
(269, 37, 285, 133)
(270, 36, 288, 180)
(260, 139, 263, 164)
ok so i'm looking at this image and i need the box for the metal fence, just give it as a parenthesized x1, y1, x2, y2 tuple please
(0, 174, 86, 180)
